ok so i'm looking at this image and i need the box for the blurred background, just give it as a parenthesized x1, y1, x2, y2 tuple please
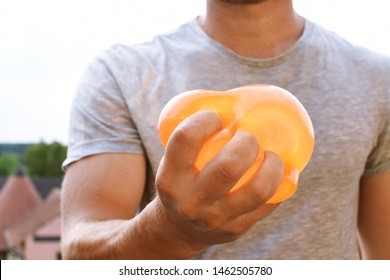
(0, 0, 389, 259)
(1, 0, 390, 145)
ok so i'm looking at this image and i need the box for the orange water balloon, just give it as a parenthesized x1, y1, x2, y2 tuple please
(158, 84, 315, 203)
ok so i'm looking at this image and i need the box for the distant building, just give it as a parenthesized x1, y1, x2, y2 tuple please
(0, 170, 62, 259)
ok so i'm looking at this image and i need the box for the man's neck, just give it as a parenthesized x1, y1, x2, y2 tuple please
(198, 0, 304, 58)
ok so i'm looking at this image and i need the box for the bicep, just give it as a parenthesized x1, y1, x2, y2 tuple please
(62, 153, 146, 227)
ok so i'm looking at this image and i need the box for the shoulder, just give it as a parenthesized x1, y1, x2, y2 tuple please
(307, 20, 388, 60)
(304, 19, 390, 83)
(102, 19, 198, 66)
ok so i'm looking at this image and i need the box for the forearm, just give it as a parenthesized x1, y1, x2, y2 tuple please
(358, 173, 390, 260)
(62, 199, 205, 260)
(358, 223, 390, 260)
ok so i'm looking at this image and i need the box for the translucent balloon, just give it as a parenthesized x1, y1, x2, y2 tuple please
(158, 84, 315, 203)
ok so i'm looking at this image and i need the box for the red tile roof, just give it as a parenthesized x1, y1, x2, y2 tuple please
(4, 188, 61, 250)
(0, 171, 42, 250)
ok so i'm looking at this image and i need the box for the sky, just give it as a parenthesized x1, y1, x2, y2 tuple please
(0, 0, 389, 144)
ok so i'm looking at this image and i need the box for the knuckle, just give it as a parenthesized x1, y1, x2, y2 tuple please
(155, 171, 177, 202)
(170, 111, 221, 149)
(216, 155, 243, 182)
(176, 204, 197, 221)
(229, 223, 247, 237)
(155, 169, 169, 193)
(192, 190, 210, 205)
(251, 182, 276, 204)
(241, 131, 258, 147)
(172, 126, 194, 146)
(173, 120, 203, 146)
(155, 176, 167, 194)
(203, 216, 224, 232)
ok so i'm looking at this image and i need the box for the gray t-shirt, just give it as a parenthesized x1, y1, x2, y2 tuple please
(64, 19, 390, 259)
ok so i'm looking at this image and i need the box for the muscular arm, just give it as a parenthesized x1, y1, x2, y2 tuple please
(61, 111, 283, 259)
(61, 153, 209, 259)
(358, 173, 390, 259)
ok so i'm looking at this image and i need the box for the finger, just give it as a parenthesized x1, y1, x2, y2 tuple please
(163, 110, 222, 173)
(195, 130, 259, 202)
(221, 151, 284, 218)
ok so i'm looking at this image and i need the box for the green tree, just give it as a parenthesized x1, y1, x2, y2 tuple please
(24, 141, 67, 177)
(0, 154, 20, 176)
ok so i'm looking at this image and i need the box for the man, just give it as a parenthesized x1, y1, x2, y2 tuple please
(61, 0, 390, 259)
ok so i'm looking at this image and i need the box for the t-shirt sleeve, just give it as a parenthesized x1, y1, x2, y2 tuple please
(363, 87, 390, 177)
(62, 52, 144, 170)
